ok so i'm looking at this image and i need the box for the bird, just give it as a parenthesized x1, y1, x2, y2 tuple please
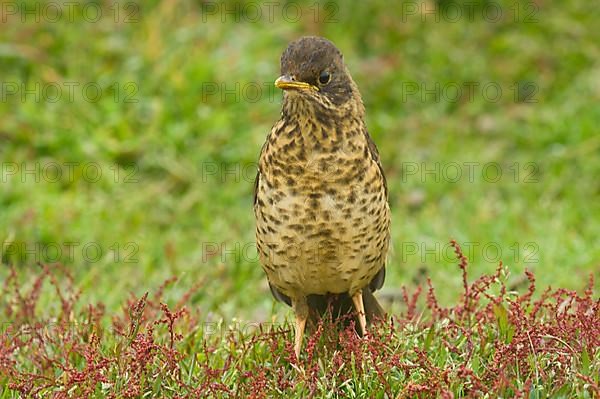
(254, 36, 390, 359)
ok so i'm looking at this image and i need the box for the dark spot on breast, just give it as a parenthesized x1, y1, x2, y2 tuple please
(348, 191, 357, 204)
(297, 149, 306, 162)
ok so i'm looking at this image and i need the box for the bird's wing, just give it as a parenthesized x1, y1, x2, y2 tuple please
(253, 169, 260, 206)
(364, 130, 388, 198)
(364, 130, 388, 292)
(369, 265, 386, 291)
(253, 146, 265, 206)
(269, 282, 292, 306)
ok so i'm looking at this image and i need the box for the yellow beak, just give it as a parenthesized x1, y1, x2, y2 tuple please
(274, 75, 319, 91)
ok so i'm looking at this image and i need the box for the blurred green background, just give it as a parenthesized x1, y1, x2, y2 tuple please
(1, 0, 598, 320)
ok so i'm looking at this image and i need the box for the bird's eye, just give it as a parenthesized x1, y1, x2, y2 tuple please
(318, 71, 331, 85)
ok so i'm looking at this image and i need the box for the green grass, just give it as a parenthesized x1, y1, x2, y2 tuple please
(1, 0, 599, 396)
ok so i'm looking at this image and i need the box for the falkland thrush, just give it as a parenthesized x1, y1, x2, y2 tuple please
(254, 36, 390, 358)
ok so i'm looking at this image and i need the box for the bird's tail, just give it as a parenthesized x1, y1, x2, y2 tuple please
(306, 288, 385, 335)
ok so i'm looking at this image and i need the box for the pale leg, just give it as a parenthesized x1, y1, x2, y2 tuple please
(292, 298, 308, 359)
(351, 291, 367, 337)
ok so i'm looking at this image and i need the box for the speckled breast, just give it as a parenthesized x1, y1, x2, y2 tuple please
(255, 118, 390, 298)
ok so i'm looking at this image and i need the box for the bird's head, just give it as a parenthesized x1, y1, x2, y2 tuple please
(275, 36, 364, 118)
